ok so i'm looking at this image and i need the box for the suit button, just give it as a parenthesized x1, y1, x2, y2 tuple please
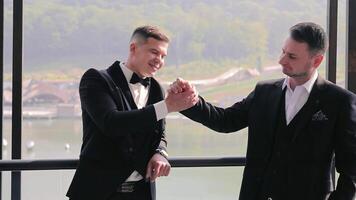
(267, 197, 272, 200)
(128, 147, 134, 152)
(272, 170, 277, 175)
(154, 130, 159, 134)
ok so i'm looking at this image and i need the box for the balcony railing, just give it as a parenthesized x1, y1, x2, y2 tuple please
(0, 157, 246, 171)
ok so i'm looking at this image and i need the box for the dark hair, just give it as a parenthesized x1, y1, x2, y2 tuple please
(130, 25, 170, 43)
(289, 22, 328, 55)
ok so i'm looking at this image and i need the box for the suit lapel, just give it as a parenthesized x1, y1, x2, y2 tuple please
(267, 80, 285, 140)
(107, 61, 138, 110)
(291, 76, 326, 142)
(146, 79, 164, 105)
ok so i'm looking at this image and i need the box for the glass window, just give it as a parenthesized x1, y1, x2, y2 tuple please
(18, 0, 327, 159)
(336, 0, 346, 88)
(3, 0, 334, 199)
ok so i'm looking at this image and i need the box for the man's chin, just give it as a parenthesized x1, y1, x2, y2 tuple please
(149, 71, 157, 77)
(144, 73, 155, 78)
(284, 72, 308, 78)
(282, 69, 291, 76)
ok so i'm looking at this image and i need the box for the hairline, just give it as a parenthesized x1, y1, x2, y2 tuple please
(130, 34, 168, 46)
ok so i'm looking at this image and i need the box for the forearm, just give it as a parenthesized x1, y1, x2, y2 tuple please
(99, 106, 158, 136)
(80, 70, 160, 137)
(181, 96, 248, 133)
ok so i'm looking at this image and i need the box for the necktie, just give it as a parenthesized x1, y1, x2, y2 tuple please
(130, 73, 150, 87)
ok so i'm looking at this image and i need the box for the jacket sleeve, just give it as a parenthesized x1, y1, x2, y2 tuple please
(157, 118, 167, 152)
(329, 92, 356, 200)
(180, 89, 255, 133)
(80, 68, 159, 138)
(156, 84, 167, 152)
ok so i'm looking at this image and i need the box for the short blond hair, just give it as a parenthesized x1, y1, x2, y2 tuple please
(130, 25, 170, 44)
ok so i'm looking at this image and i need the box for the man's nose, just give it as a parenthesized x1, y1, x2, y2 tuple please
(279, 54, 287, 65)
(154, 55, 163, 64)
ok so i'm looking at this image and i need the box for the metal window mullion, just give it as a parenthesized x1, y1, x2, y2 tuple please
(326, 0, 338, 190)
(0, 0, 3, 200)
(326, 0, 338, 84)
(12, 1, 23, 200)
(346, 0, 356, 93)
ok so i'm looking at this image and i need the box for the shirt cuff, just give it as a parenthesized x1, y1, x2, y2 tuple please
(154, 100, 168, 121)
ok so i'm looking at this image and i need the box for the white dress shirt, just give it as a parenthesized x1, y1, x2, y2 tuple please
(119, 62, 167, 181)
(282, 71, 318, 125)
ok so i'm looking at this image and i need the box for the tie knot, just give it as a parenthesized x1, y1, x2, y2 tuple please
(130, 73, 150, 87)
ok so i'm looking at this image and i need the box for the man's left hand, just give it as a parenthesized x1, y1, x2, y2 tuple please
(145, 153, 171, 182)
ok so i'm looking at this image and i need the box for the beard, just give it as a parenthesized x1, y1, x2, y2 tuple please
(285, 70, 308, 78)
(282, 61, 311, 78)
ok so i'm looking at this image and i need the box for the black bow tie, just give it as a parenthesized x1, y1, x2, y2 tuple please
(130, 73, 151, 87)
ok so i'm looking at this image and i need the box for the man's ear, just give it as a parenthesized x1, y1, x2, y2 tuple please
(313, 54, 324, 68)
(129, 42, 136, 54)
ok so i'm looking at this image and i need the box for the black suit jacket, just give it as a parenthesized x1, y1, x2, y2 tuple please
(67, 61, 167, 200)
(181, 77, 356, 200)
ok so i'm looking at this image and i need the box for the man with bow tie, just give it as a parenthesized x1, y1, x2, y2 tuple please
(67, 25, 197, 200)
(169, 22, 356, 200)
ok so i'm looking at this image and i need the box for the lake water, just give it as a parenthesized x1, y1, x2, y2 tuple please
(2, 115, 248, 200)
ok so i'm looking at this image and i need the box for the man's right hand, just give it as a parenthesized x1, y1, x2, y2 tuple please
(165, 78, 199, 113)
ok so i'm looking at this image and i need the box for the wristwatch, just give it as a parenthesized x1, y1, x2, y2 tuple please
(155, 149, 169, 160)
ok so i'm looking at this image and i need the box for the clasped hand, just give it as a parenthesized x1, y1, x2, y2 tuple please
(165, 78, 199, 113)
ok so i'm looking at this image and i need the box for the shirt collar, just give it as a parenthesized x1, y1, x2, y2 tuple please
(282, 70, 318, 93)
(119, 62, 134, 84)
